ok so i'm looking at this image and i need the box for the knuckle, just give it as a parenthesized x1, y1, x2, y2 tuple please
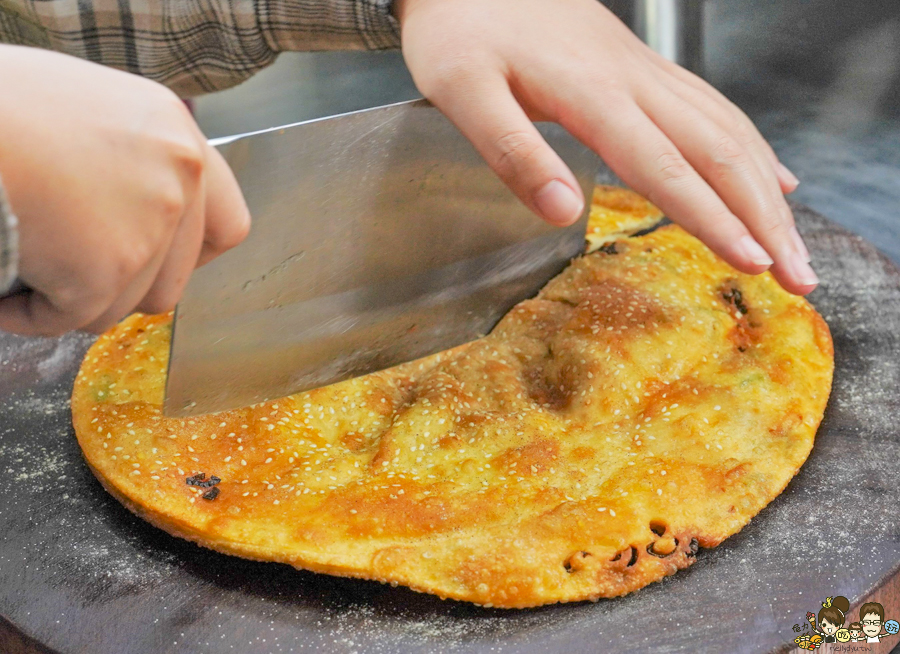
(711, 135, 747, 167)
(416, 54, 481, 100)
(115, 237, 157, 280)
(492, 130, 543, 180)
(152, 92, 207, 180)
(653, 150, 694, 185)
(169, 139, 206, 187)
(154, 183, 188, 228)
(755, 211, 790, 238)
(709, 135, 750, 182)
(731, 119, 756, 146)
(579, 65, 628, 96)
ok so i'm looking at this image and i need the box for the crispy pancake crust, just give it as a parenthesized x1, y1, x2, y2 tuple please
(72, 189, 833, 608)
(585, 184, 665, 252)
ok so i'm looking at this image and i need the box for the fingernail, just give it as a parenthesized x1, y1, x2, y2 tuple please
(778, 162, 800, 189)
(790, 253, 819, 287)
(738, 235, 774, 266)
(534, 180, 584, 226)
(789, 225, 811, 263)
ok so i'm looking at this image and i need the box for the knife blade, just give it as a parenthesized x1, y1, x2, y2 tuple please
(164, 99, 599, 417)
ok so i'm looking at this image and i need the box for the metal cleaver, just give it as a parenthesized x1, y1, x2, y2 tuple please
(164, 99, 599, 417)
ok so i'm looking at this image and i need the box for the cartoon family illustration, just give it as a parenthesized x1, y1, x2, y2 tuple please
(793, 597, 900, 649)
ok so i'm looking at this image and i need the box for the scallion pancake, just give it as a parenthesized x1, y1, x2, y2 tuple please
(72, 187, 833, 607)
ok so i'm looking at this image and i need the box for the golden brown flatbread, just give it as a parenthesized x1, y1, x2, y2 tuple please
(585, 184, 665, 252)
(71, 187, 833, 608)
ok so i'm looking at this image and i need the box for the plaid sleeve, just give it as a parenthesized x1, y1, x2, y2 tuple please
(0, 0, 400, 97)
(0, 173, 19, 296)
(259, 0, 399, 51)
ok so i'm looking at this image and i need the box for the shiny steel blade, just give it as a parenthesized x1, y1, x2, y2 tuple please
(165, 99, 598, 417)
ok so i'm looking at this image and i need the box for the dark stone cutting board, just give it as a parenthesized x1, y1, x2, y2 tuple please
(1, 203, 899, 654)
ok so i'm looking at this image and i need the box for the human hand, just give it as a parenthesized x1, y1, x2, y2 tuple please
(0, 45, 250, 336)
(395, 0, 817, 295)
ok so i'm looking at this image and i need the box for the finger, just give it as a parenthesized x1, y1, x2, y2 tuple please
(80, 261, 167, 334)
(646, 53, 800, 194)
(82, 153, 209, 330)
(428, 73, 584, 226)
(133, 173, 208, 315)
(196, 145, 250, 268)
(0, 249, 166, 335)
(649, 68, 810, 262)
(79, 226, 179, 333)
(654, 70, 796, 198)
(559, 93, 803, 285)
(0, 291, 78, 336)
(681, 87, 808, 260)
(637, 87, 817, 293)
(666, 70, 800, 196)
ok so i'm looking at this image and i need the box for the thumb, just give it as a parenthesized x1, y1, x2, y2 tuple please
(429, 76, 584, 226)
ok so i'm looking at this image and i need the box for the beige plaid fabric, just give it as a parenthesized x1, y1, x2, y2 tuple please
(0, 0, 401, 293)
(0, 0, 400, 96)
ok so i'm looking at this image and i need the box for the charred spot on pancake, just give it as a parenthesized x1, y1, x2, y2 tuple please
(186, 472, 221, 488)
(687, 538, 700, 557)
(202, 487, 220, 501)
(598, 242, 619, 255)
(719, 281, 762, 352)
(721, 284, 749, 315)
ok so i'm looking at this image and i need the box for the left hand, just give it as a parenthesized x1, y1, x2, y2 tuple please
(394, 0, 817, 296)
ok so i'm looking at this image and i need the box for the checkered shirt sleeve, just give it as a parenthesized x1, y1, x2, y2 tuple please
(0, 0, 401, 97)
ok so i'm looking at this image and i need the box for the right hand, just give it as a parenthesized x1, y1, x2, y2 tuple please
(0, 45, 250, 337)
